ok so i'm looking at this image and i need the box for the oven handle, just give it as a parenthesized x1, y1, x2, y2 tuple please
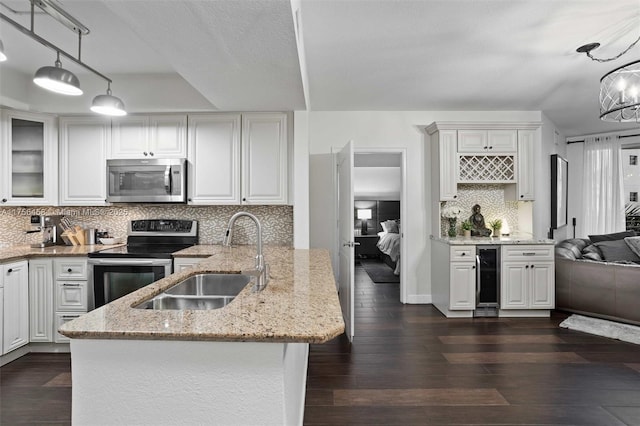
(88, 258, 172, 266)
(164, 166, 171, 194)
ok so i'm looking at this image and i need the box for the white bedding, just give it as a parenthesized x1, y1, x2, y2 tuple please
(377, 231, 401, 275)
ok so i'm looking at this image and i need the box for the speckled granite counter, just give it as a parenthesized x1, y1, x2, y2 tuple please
(59, 245, 345, 344)
(432, 235, 555, 245)
(0, 244, 125, 263)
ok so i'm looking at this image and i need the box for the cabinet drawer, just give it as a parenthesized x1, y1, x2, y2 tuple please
(502, 245, 553, 261)
(450, 245, 476, 261)
(55, 313, 83, 343)
(54, 259, 88, 280)
(55, 281, 88, 312)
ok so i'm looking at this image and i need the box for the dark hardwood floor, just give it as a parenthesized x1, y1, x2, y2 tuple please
(304, 260, 640, 425)
(1, 260, 640, 425)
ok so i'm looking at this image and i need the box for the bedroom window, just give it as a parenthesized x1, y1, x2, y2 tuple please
(630, 155, 638, 166)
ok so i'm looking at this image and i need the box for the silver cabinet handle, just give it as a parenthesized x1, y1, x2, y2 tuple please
(522, 252, 536, 256)
(62, 315, 81, 319)
(343, 241, 360, 247)
(62, 283, 81, 287)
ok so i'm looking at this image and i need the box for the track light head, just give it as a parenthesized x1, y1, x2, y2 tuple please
(33, 53, 82, 96)
(91, 85, 126, 116)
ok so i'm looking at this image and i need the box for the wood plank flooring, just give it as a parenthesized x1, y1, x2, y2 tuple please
(1, 260, 639, 425)
(303, 260, 640, 425)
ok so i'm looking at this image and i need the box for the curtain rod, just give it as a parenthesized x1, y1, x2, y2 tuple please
(567, 133, 640, 144)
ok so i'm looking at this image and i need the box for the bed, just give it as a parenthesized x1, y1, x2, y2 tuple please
(377, 219, 401, 275)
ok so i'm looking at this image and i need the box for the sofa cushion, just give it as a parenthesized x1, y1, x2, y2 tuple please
(589, 231, 636, 243)
(582, 244, 603, 261)
(625, 236, 640, 258)
(594, 240, 640, 262)
(555, 239, 590, 260)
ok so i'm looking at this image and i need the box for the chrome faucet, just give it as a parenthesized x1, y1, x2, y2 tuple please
(222, 212, 269, 291)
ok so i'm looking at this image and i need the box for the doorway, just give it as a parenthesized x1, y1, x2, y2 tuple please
(353, 150, 406, 302)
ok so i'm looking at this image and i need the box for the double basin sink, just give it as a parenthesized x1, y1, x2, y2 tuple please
(135, 273, 252, 310)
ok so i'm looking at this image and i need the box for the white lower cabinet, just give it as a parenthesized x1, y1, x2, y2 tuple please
(501, 245, 554, 310)
(2, 260, 29, 354)
(29, 259, 54, 342)
(53, 258, 88, 343)
(449, 246, 476, 310)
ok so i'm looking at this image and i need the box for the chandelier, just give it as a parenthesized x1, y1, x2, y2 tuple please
(577, 37, 640, 122)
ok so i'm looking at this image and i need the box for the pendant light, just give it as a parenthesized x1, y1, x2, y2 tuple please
(91, 82, 127, 116)
(33, 52, 82, 96)
(0, 39, 6, 62)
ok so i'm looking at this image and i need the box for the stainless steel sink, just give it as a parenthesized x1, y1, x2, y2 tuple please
(134, 273, 251, 310)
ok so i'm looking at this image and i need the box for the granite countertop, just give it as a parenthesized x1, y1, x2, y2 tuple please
(59, 245, 345, 344)
(0, 243, 125, 263)
(432, 235, 555, 245)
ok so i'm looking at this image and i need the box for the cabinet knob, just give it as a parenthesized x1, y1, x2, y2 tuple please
(188, 198, 192, 202)
(531, 265, 535, 268)
(488, 146, 493, 149)
(67, 268, 73, 273)
(461, 253, 466, 256)
(7, 268, 13, 273)
(520, 195, 524, 198)
(1, 198, 6, 203)
(242, 198, 246, 202)
(453, 195, 457, 199)
(149, 152, 154, 156)
(472, 265, 476, 269)
(484, 146, 488, 150)
(143, 152, 148, 156)
(525, 265, 529, 269)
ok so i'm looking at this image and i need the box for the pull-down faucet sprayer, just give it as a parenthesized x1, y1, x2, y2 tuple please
(223, 212, 269, 290)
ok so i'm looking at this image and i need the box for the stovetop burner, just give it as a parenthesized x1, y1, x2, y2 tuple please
(88, 219, 198, 259)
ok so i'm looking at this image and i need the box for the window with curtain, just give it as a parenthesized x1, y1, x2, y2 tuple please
(623, 147, 640, 232)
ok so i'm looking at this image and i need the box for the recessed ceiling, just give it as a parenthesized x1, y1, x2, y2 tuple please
(1, 0, 640, 136)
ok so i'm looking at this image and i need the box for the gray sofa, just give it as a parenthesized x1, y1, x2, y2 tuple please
(555, 237, 640, 326)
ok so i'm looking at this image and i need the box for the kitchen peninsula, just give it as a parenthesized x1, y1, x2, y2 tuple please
(59, 245, 344, 426)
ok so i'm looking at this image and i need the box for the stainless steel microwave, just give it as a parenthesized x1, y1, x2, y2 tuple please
(106, 158, 187, 203)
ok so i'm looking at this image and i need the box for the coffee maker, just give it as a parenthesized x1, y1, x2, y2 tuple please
(29, 215, 66, 248)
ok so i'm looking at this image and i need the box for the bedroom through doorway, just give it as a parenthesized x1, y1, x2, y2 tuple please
(353, 151, 404, 301)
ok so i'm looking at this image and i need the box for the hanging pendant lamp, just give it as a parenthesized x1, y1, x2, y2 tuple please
(91, 82, 126, 116)
(0, 39, 6, 62)
(33, 52, 82, 96)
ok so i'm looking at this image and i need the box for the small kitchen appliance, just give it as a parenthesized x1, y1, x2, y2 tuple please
(474, 245, 500, 317)
(88, 219, 198, 309)
(29, 215, 66, 248)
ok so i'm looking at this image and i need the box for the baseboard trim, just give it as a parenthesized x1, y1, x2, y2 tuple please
(405, 294, 432, 304)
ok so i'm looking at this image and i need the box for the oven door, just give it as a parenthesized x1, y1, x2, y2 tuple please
(88, 258, 172, 310)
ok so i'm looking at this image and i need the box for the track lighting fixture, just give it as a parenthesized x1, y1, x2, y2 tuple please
(91, 83, 127, 116)
(0, 1, 126, 115)
(33, 52, 82, 96)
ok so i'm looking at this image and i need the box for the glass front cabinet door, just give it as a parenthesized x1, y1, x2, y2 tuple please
(1, 109, 57, 206)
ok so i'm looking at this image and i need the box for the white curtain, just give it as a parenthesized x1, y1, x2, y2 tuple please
(582, 135, 626, 235)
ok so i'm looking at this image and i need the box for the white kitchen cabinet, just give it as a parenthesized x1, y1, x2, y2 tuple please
(458, 130, 517, 153)
(53, 258, 88, 343)
(1, 109, 58, 206)
(501, 245, 554, 310)
(187, 114, 241, 204)
(516, 129, 535, 200)
(430, 129, 458, 201)
(174, 257, 203, 272)
(449, 246, 476, 310)
(241, 113, 288, 205)
(2, 260, 29, 354)
(29, 259, 54, 342)
(59, 116, 111, 206)
(111, 115, 187, 159)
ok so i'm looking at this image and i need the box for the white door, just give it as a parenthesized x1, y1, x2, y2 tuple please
(337, 141, 355, 342)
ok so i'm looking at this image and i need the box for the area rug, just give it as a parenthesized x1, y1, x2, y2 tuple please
(360, 259, 399, 283)
(559, 314, 640, 345)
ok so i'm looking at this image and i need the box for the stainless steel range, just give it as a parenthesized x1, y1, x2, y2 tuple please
(88, 219, 198, 310)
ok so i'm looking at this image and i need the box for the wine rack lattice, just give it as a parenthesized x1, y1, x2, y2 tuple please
(458, 155, 515, 182)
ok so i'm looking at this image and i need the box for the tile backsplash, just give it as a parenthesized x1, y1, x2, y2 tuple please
(0, 205, 293, 247)
(440, 184, 520, 236)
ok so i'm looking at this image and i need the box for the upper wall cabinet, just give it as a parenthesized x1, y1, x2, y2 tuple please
(0, 109, 58, 206)
(188, 113, 289, 205)
(187, 114, 242, 205)
(458, 130, 517, 153)
(59, 116, 111, 206)
(110, 115, 187, 159)
(241, 113, 288, 205)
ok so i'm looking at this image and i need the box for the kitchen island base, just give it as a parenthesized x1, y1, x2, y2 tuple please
(70, 339, 309, 426)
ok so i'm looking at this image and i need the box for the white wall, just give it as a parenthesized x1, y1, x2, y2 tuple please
(354, 167, 401, 200)
(308, 110, 543, 303)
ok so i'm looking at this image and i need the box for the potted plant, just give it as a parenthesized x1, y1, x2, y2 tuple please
(461, 220, 472, 238)
(488, 219, 502, 237)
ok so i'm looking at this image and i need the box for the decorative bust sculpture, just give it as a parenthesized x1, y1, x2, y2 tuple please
(469, 204, 492, 237)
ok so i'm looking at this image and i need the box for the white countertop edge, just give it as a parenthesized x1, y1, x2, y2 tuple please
(430, 235, 555, 245)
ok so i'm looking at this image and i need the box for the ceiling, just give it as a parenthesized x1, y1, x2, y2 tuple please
(1, 0, 640, 136)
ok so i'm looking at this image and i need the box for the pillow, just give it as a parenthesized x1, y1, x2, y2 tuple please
(380, 222, 389, 233)
(625, 236, 640, 258)
(593, 240, 640, 262)
(385, 220, 399, 234)
(589, 231, 636, 243)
